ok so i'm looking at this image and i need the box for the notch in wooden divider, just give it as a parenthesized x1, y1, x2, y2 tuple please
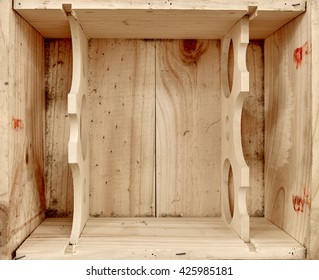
(221, 16, 250, 242)
(66, 6, 90, 245)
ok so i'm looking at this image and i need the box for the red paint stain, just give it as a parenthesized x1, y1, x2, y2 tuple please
(292, 187, 311, 213)
(12, 117, 23, 130)
(293, 41, 311, 69)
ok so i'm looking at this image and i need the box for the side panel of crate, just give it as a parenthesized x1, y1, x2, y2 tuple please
(264, 10, 311, 251)
(0, 0, 45, 259)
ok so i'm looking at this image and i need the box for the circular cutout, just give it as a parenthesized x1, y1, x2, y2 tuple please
(227, 39, 234, 94)
(80, 95, 88, 160)
(225, 116, 230, 141)
(228, 164, 234, 217)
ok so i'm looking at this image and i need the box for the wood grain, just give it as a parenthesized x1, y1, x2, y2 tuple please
(16, 217, 305, 260)
(89, 39, 155, 217)
(310, 0, 319, 260)
(0, 0, 45, 259)
(243, 41, 264, 217)
(45, 39, 73, 217)
(0, 0, 11, 260)
(13, 0, 305, 39)
(156, 40, 220, 217)
(264, 12, 311, 246)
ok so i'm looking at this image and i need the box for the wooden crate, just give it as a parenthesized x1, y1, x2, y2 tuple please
(0, 0, 318, 259)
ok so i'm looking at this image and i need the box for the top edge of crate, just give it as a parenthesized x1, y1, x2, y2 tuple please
(14, 0, 306, 39)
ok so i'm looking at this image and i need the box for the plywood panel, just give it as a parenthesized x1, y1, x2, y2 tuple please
(310, 0, 319, 260)
(45, 39, 73, 217)
(89, 39, 155, 217)
(0, 0, 45, 259)
(242, 41, 264, 217)
(156, 40, 220, 217)
(264, 13, 311, 246)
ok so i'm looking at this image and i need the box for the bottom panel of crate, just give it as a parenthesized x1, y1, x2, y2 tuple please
(16, 217, 305, 260)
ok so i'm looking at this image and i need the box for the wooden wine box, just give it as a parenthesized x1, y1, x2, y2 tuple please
(0, 0, 318, 260)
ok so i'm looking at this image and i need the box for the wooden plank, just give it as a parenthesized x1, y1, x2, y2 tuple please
(74, 10, 246, 39)
(156, 40, 220, 217)
(264, 12, 311, 246)
(243, 41, 264, 217)
(13, 0, 305, 39)
(0, 0, 11, 260)
(16, 217, 305, 260)
(45, 39, 73, 217)
(89, 39, 155, 217)
(310, 0, 319, 260)
(0, 0, 46, 259)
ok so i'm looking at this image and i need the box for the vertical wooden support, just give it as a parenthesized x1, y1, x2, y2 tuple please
(221, 16, 250, 242)
(67, 14, 90, 245)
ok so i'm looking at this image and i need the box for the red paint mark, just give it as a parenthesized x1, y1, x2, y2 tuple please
(292, 187, 311, 213)
(293, 41, 311, 69)
(12, 117, 23, 130)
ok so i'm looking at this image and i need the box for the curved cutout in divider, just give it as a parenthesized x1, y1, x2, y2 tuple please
(67, 14, 90, 245)
(221, 16, 250, 242)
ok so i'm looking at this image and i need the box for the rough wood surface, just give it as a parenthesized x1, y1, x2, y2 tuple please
(13, 0, 305, 39)
(44, 39, 265, 219)
(16, 217, 306, 260)
(243, 41, 264, 217)
(89, 39, 155, 217)
(264, 12, 311, 246)
(0, 0, 45, 259)
(45, 39, 73, 217)
(156, 40, 221, 217)
(310, 0, 319, 260)
(0, 0, 11, 260)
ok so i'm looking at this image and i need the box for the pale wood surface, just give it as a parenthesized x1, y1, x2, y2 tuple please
(0, 0, 11, 259)
(0, 0, 45, 259)
(16, 217, 305, 260)
(221, 17, 250, 241)
(264, 12, 311, 247)
(310, 0, 319, 260)
(156, 40, 220, 217)
(89, 39, 155, 217)
(45, 39, 264, 219)
(67, 15, 90, 244)
(243, 41, 264, 217)
(13, 0, 305, 39)
(45, 39, 73, 217)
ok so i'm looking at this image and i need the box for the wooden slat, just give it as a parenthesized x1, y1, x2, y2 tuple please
(156, 40, 220, 217)
(264, 12, 311, 246)
(13, 0, 306, 39)
(45, 39, 73, 217)
(89, 39, 155, 217)
(243, 41, 264, 217)
(16, 217, 305, 260)
(310, 0, 319, 260)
